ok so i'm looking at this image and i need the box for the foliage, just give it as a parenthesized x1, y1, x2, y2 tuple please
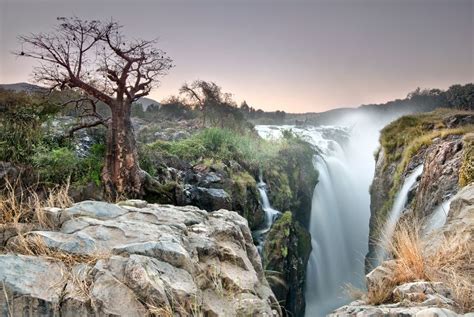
(0, 89, 59, 163)
(377, 109, 474, 232)
(32, 147, 79, 183)
(459, 133, 474, 187)
(261, 130, 318, 222)
(179, 80, 252, 131)
(360, 83, 473, 115)
(142, 127, 284, 169)
(32, 144, 105, 185)
(445, 84, 474, 110)
(145, 96, 196, 121)
(131, 103, 146, 118)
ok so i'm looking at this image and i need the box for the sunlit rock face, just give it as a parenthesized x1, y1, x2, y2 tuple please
(0, 200, 281, 317)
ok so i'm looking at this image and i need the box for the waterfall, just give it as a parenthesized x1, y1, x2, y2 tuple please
(253, 174, 280, 254)
(375, 164, 424, 263)
(257, 112, 405, 317)
(257, 119, 380, 316)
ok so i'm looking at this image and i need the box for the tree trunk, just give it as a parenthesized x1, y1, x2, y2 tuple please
(103, 102, 143, 199)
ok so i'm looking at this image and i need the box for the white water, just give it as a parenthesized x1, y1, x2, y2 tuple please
(376, 164, 424, 263)
(257, 114, 384, 316)
(424, 197, 453, 233)
(253, 175, 280, 253)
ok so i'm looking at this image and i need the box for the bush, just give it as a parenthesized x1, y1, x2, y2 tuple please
(78, 143, 105, 185)
(32, 147, 80, 183)
(0, 89, 59, 163)
(142, 127, 284, 168)
(32, 144, 105, 185)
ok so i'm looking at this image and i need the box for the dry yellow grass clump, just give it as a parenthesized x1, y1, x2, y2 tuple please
(0, 179, 72, 228)
(366, 219, 473, 313)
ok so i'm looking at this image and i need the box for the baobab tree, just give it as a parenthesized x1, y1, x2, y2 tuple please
(17, 17, 173, 197)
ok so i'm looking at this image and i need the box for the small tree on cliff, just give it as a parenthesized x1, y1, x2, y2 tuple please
(17, 17, 173, 197)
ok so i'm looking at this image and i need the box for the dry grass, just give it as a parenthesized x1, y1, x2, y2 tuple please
(390, 220, 426, 282)
(0, 179, 72, 229)
(365, 218, 473, 312)
(344, 283, 366, 301)
(7, 233, 107, 268)
(147, 303, 173, 317)
(424, 231, 473, 312)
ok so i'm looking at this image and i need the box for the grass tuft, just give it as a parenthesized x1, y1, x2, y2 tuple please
(365, 218, 473, 312)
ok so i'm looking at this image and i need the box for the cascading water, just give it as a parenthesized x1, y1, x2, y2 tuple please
(257, 117, 382, 316)
(375, 164, 424, 263)
(253, 174, 280, 254)
(424, 197, 453, 233)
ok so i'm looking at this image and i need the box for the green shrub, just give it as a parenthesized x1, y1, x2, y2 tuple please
(79, 143, 105, 185)
(32, 144, 105, 185)
(32, 147, 80, 183)
(142, 127, 285, 168)
(0, 89, 59, 163)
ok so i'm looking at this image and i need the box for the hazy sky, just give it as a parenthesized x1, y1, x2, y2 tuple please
(0, 0, 473, 112)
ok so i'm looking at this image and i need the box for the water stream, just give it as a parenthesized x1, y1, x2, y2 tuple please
(253, 174, 281, 254)
(375, 164, 424, 263)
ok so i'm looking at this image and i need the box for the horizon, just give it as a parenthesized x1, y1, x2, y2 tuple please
(1, 0, 473, 112)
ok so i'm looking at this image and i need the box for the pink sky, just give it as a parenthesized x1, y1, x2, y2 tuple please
(1, 0, 472, 113)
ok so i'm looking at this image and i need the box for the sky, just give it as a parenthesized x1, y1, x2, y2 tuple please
(0, 0, 473, 113)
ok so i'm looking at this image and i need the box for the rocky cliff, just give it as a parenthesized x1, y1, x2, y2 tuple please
(331, 183, 474, 316)
(0, 200, 281, 316)
(344, 109, 474, 316)
(366, 110, 474, 271)
(263, 211, 312, 317)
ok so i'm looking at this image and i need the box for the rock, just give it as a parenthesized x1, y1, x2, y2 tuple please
(366, 260, 398, 298)
(188, 187, 232, 211)
(415, 136, 464, 217)
(0, 202, 280, 316)
(118, 199, 148, 208)
(263, 211, 312, 317)
(416, 307, 460, 317)
(0, 255, 66, 316)
(329, 303, 462, 317)
(0, 223, 38, 246)
(393, 282, 453, 301)
(61, 200, 128, 223)
(91, 270, 149, 317)
(112, 238, 192, 271)
(69, 182, 104, 202)
(198, 172, 223, 187)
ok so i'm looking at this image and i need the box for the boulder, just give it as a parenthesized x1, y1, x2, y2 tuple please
(187, 187, 232, 211)
(0, 202, 280, 316)
(0, 255, 66, 316)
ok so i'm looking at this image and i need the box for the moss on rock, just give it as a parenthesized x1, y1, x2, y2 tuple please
(263, 211, 312, 317)
(459, 133, 474, 187)
(262, 136, 318, 227)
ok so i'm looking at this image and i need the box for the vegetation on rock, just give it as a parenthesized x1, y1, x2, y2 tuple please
(263, 211, 312, 317)
(377, 109, 474, 225)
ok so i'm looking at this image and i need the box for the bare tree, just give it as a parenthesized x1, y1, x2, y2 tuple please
(16, 17, 173, 197)
(179, 80, 225, 126)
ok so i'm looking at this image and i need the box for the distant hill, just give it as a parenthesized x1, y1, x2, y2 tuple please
(136, 97, 160, 110)
(0, 82, 47, 93)
(0, 83, 161, 110)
